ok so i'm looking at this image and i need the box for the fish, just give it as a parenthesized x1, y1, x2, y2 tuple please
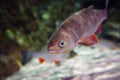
(20, 50, 69, 65)
(33, 51, 70, 65)
(47, 0, 109, 54)
(21, 0, 109, 65)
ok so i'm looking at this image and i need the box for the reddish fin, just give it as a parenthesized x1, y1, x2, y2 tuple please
(79, 34, 98, 46)
(96, 24, 102, 34)
(38, 57, 45, 64)
(53, 60, 60, 65)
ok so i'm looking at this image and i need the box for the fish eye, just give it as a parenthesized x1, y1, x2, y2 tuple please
(59, 40, 65, 48)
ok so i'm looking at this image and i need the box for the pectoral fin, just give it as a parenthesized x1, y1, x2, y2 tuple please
(38, 57, 60, 65)
(78, 34, 98, 46)
(38, 57, 45, 64)
(53, 60, 60, 66)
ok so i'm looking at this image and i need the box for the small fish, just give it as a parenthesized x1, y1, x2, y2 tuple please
(31, 50, 69, 65)
(47, 0, 108, 54)
(21, 50, 69, 65)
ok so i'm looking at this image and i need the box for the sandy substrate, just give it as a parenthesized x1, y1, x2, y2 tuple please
(7, 39, 120, 80)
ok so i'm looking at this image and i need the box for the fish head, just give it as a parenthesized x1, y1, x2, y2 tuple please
(47, 29, 74, 54)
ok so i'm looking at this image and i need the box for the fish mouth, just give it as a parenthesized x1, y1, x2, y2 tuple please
(47, 48, 58, 54)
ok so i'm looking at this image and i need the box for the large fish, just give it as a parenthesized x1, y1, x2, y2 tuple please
(47, 0, 108, 54)
(21, 0, 109, 65)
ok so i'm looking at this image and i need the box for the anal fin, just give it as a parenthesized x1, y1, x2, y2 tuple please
(38, 57, 45, 64)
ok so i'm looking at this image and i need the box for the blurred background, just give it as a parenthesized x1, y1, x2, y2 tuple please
(0, 0, 120, 79)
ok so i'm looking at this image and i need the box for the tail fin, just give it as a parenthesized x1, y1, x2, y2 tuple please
(105, 0, 109, 19)
(20, 50, 32, 65)
(84, 0, 109, 9)
(106, 0, 109, 9)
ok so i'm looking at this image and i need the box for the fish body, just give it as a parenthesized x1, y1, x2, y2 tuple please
(47, 3, 108, 54)
(32, 0, 109, 64)
(31, 50, 69, 64)
(31, 51, 69, 62)
(21, 1, 109, 64)
(20, 50, 69, 65)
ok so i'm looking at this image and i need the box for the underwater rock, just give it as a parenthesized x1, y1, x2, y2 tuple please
(0, 55, 20, 80)
(0, 39, 23, 80)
